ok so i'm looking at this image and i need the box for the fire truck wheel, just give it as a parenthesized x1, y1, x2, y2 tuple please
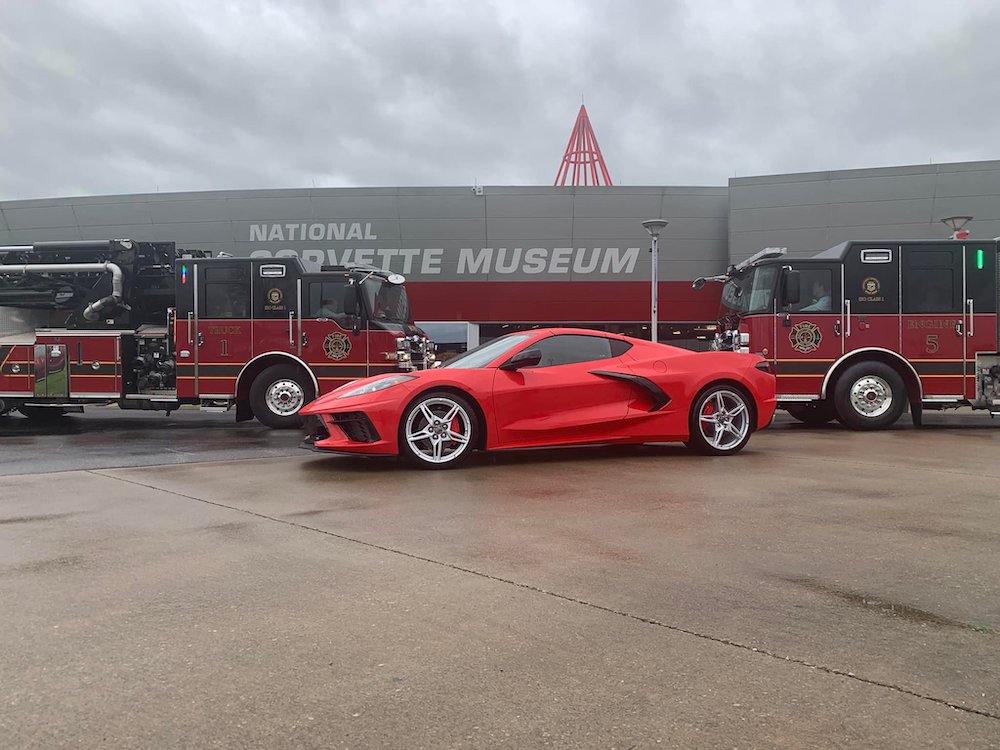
(398, 391, 478, 469)
(785, 402, 836, 426)
(685, 384, 754, 456)
(833, 362, 906, 430)
(17, 405, 67, 421)
(249, 364, 315, 429)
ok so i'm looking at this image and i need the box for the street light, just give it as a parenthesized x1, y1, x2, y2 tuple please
(940, 215, 973, 240)
(641, 219, 669, 343)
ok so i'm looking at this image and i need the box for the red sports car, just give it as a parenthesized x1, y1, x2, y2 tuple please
(300, 328, 776, 469)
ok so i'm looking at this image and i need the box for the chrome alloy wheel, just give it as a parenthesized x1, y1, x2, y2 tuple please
(265, 378, 305, 416)
(849, 375, 892, 418)
(698, 389, 751, 451)
(404, 397, 473, 465)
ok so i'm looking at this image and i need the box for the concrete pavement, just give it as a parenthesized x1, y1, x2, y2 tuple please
(1, 414, 999, 747)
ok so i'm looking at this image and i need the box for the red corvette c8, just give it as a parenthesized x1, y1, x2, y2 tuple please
(300, 328, 776, 469)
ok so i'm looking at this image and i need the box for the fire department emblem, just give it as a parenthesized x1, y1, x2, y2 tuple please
(267, 288, 283, 305)
(789, 321, 822, 354)
(862, 277, 880, 295)
(323, 332, 351, 361)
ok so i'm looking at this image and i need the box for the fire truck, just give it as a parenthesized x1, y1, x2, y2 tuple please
(0, 239, 435, 427)
(694, 238, 1000, 429)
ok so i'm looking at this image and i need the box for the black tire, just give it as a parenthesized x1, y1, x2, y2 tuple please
(398, 390, 478, 469)
(17, 405, 67, 421)
(785, 402, 836, 427)
(685, 384, 754, 456)
(249, 364, 315, 429)
(833, 362, 906, 430)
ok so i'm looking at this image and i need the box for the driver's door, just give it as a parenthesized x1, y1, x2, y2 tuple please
(774, 263, 843, 396)
(491, 334, 633, 447)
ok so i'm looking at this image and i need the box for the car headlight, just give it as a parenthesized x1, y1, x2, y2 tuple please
(336, 374, 416, 399)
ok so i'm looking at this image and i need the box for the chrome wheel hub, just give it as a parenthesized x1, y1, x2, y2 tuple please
(405, 398, 472, 464)
(265, 379, 305, 416)
(698, 389, 750, 451)
(849, 375, 892, 418)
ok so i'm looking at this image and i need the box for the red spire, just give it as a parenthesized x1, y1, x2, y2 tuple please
(554, 104, 613, 186)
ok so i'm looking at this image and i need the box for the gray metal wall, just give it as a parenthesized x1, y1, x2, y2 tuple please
(0, 186, 729, 284)
(729, 160, 1000, 263)
(4, 158, 999, 279)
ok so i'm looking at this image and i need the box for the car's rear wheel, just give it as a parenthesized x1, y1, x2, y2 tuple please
(399, 391, 477, 469)
(685, 385, 753, 456)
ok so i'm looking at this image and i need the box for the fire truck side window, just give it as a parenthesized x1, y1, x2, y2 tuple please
(202, 267, 249, 319)
(308, 282, 350, 320)
(902, 248, 961, 314)
(795, 269, 834, 312)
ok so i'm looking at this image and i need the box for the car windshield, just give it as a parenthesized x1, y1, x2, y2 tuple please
(364, 279, 411, 324)
(442, 334, 533, 369)
(720, 265, 779, 316)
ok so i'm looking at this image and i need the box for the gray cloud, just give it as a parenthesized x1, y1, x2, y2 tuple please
(1, 0, 998, 200)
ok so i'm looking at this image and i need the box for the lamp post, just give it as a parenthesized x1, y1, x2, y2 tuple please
(940, 215, 973, 240)
(641, 219, 669, 343)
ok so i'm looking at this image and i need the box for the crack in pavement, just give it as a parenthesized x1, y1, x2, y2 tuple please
(90, 469, 1000, 723)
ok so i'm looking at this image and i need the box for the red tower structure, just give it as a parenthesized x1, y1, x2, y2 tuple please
(554, 104, 613, 186)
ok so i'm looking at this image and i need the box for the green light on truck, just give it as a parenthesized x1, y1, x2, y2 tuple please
(977, 248, 984, 270)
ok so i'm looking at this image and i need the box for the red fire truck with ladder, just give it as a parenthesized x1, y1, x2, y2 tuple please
(694, 236, 1000, 429)
(0, 239, 435, 427)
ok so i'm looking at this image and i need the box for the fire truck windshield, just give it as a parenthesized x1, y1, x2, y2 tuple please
(720, 265, 779, 317)
(364, 279, 412, 324)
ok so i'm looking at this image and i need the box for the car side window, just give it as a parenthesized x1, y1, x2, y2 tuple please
(531, 334, 614, 368)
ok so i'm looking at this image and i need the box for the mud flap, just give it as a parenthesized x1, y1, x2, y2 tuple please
(235, 400, 253, 422)
(910, 396, 923, 428)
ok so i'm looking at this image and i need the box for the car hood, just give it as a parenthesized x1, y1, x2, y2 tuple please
(301, 369, 442, 414)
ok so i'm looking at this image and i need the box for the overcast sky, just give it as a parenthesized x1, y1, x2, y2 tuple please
(1, 0, 998, 200)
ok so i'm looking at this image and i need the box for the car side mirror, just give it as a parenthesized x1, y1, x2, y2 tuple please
(783, 270, 801, 306)
(500, 348, 542, 371)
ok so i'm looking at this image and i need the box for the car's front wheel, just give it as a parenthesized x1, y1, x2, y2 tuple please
(399, 391, 478, 469)
(686, 384, 754, 456)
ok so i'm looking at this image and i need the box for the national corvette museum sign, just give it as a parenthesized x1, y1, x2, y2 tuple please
(247, 222, 640, 277)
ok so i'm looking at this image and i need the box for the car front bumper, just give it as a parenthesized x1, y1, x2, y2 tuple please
(300, 397, 403, 455)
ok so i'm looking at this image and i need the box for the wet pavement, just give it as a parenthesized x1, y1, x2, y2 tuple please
(2, 410, 999, 747)
(0, 407, 302, 474)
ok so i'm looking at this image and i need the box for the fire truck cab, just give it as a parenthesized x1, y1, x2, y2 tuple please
(0, 240, 435, 427)
(695, 239, 1000, 429)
